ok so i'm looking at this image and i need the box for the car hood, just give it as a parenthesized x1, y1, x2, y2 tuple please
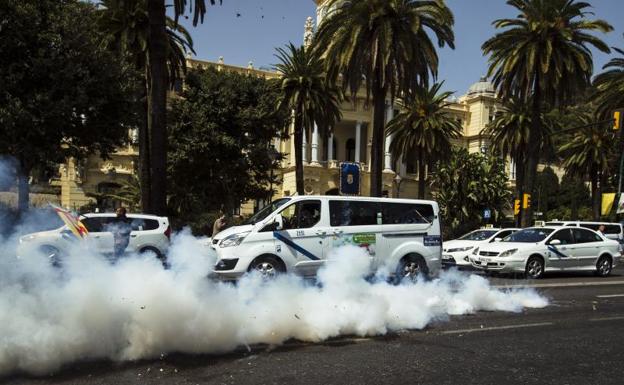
(212, 224, 254, 241)
(444, 240, 482, 250)
(477, 242, 538, 253)
(19, 228, 63, 242)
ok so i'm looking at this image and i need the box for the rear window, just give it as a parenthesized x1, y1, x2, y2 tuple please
(329, 201, 434, 227)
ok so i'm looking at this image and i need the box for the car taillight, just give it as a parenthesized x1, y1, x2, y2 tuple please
(164, 226, 171, 240)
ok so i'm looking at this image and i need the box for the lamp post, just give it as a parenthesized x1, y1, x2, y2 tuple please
(267, 146, 279, 206)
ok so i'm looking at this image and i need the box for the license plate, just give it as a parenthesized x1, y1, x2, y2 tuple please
(480, 257, 491, 263)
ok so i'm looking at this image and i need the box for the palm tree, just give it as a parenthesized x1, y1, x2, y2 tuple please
(274, 43, 342, 196)
(560, 110, 616, 220)
(313, 0, 455, 197)
(593, 36, 624, 118)
(386, 83, 461, 199)
(482, 97, 556, 225)
(98, 0, 194, 214)
(482, 0, 612, 226)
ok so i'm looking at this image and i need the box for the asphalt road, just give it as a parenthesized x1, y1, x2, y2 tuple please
(5, 266, 624, 385)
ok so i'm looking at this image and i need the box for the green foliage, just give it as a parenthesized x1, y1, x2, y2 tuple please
(168, 67, 287, 234)
(387, 82, 462, 198)
(273, 43, 342, 195)
(0, 0, 138, 209)
(593, 36, 624, 118)
(313, 0, 455, 196)
(432, 147, 511, 238)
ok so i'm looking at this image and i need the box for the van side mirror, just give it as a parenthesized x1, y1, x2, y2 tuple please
(549, 239, 561, 246)
(274, 214, 284, 231)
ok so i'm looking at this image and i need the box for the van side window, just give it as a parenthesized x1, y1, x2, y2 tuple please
(329, 201, 379, 226)
(281, 200, 321, 230)
(382, 203, 435, 224)
(605, 225, 622, 235)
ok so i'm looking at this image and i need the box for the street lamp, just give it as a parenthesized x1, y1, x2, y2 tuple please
(267, 146, 279, 205)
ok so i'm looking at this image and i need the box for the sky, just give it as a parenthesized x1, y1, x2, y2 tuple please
(176, 0, 624, 96)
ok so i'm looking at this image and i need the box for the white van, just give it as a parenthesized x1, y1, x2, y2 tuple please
(211, 196, 442, 281)
(544, 221, 624, 244)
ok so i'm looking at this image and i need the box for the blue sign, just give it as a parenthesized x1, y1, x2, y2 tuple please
(339, 162, 361, 196)
(483, 209, 491, 219)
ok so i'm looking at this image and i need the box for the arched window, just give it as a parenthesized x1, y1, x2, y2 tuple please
(345, 138, 355, 162)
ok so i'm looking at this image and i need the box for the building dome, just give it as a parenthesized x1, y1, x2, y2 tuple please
(467, 76, 495, 97)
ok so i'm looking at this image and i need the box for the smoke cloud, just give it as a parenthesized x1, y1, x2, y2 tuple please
(0, 228, 548, 377)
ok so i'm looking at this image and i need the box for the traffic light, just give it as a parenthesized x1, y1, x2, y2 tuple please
(514, 199, 520, 216)
(523, 193, 531, 209)
(614, 110, 623, 131)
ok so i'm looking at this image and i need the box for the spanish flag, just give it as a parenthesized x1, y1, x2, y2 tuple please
(50, 204, 89, 239)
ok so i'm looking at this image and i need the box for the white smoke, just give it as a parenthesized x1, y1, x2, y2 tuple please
(0, 230, 548, 377)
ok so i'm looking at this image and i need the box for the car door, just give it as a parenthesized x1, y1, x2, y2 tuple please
(274, 199, 327, 277)
(571, 228, 604, 268)
(82, 216, 114, 254)
(545, 229, 576, 270)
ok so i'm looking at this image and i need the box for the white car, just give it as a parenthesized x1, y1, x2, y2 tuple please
(18, 213, 171, 264)
(470, 226, 622, 278)
(442, 228, 519, 268)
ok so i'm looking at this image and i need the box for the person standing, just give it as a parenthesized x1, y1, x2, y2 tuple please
(109, 207, 132, 258)
(597, 224, 606, 236)
(212, 213, 227, 237)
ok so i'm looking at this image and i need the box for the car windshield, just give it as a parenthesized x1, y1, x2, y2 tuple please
(459, 230, 498, 241)
(503, 228, 554, 243)
(243, 198, 291, 225)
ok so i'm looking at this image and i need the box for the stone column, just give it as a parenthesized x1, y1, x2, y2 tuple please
(355, 121, 362, 163)
(384, 102, 394, 172)
(311, 123, 320, 165)
(302, 129, 308, 164)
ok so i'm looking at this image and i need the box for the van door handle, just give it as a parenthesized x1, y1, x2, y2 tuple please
(316, 230, 327, 236)
(131, 234, 137, 238)
(333, 229, 343, 235)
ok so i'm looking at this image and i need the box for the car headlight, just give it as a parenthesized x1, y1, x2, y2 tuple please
(499, 249, 518, 258)
(472, 247, 479, 255)
(447, 246, 474, 253)
(219, 233, 249, 248)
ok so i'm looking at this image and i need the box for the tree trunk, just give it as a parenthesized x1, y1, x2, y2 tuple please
(370, 79, 387, 197)
(522, 79, 541, 227)
(140, 71, 151, 213)
(294, 113, 305, 196)
(17, 159, 30, 214)
(515, 155, 525, 228)
(418, 148, 426, 199)
(147, 0, 168, 215)
(591, 168, 600, 220)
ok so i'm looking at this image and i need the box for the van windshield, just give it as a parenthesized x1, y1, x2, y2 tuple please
(243, 198, 290, 225)
(503, 228, 554, 243)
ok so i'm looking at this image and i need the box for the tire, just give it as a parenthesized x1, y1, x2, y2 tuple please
(248, 256, 285, 278)
(395, 255, 429, 284)
(39, 245, 62, 268)
(525, 256, 544, 279)
(139, 247, 167, 267)
(595, 255, 612, 277)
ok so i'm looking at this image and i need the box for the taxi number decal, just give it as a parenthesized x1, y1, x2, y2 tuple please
(296, 230, 305, 237)
(424, 235, 441, 246)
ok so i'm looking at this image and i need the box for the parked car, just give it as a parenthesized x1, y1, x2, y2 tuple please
(544, 221, 624, 244)
(18, 212, 171, 264)
(211, 196, 442, 281)
(470, 226, 622, 278)
(442, 227, 519, 268)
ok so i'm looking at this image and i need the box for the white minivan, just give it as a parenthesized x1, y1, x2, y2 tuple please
(545, 221, 624, 244)
(211, 196, 442, 280)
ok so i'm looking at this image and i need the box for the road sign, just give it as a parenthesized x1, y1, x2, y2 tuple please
(483, 209, 491, 219)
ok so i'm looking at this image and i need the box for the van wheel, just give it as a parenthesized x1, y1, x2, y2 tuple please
(39, 245, 62, 268)
(595, 255, 612, 277)
(395, 255, 428, 283)
(249, 256, 284, 278)
(525, 256, 544, 279)
(140, 247, 167, 267)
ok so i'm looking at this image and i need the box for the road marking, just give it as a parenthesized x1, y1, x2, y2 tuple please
(441, 322, 553, 335)
(493, 280, 624, 289)
(589, 316, 624, 322)
(596, 294, 624, 298)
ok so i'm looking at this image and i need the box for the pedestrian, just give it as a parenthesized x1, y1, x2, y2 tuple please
(597, 224, 606, 236)
(108, 207, 132, 258)
(212, 212, 227, 237)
